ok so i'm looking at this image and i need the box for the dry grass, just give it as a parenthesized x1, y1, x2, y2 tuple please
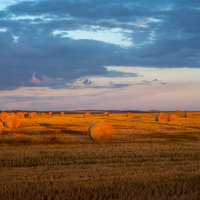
(0, 112, 200, 199)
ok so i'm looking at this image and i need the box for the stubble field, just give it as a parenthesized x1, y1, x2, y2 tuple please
(0, 112, 200, 200)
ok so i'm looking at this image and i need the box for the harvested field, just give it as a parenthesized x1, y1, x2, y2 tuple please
(0, 112, 200, 200)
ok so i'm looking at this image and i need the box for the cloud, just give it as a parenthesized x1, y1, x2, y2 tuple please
(0, 67, 200, 111)
(53, 26, 134, 48)
(0, 27, 7, 32)
(29, 73, 41, 85)
(0, 0, 199, 92)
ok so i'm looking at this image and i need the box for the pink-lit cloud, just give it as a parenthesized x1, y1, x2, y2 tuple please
(1, 67, 200, 111)
(29, 73, 41, 85)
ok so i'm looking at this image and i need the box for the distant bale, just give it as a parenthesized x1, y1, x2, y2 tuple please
(84, 112, 92, 118)
(48, 112, 53, 116)
(168, 114, 178, 123)
(5, 115, 21, 129)
(16, 112, 25, 119)
(29, 112, 38, 119)
(156, 112, 167, 123)
(0, 112, 9, 122)
(0, 121, 4, 133)
(89, 120, 114, 141)
(104, 112, 109, 117)
(41, 113, 47, 118)
(175, 109, 183, 117)
(10, 112, 16, 116)
(60, 112, 65, 117)
(185, 112, 192, 118)
(127, 112, 134, 118)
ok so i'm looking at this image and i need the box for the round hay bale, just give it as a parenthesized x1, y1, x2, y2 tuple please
(89, 120, 114, 141)
(175, 109, 183, 117)
(156, 112, 167, 123)
(104, 112, 109, 117)
(84, 112, 92, 118)
(0, 112, 9, 122)
(168, 114, 178, 123)
(48, 112, 53, 116)
(16, 112, 25, 118)
(127, 112, 134, 118)
(60, 112, 65, 117)
(0, 121, 4, 133)
(5, 115, 21, 129)
(41, 113, 47, 118)
(185, 112, 192, 118)
(29, 112, 38, 119)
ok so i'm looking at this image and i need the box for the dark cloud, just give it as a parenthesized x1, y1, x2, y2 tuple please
(0, 0, 199, 90)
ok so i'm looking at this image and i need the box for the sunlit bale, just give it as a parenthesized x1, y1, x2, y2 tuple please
(176, 109, 183, 117)
(0, 121, 4, 133)
(41, 113, 47, 118)
(168, 114, 178, 123)
(0, 112, 9, 122)
(104, 112, 109, 117)
(156, 112, 168, 123)
(10, 112, 16, 116)
(84, 112, 92, 118)
(127, 112, 134, 118)
(48, 112, 53, 116)
(88, 120, 114, 141)
(5, 115, 21, 129)
(185, 112, 192, 118)
(60, 112, 65, 117)
(16, 112, 25, 119)
(29, 112, 38, 119)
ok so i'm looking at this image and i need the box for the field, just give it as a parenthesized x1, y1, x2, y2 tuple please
(0, 112, 200, 200)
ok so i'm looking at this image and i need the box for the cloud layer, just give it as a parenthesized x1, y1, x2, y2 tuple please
(0, 0, 200, 91)
(0, 67, 200, 111)
(0, 0, 200, 110)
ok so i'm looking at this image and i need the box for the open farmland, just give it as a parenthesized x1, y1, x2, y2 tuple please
(0, 112, 200, 200)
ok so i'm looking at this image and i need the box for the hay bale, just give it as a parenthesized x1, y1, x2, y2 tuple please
(29, 112, 38, 119)
(185, 112, 192, 118)
(104, 112, 109, 117)
(60, 112, 65, 117)
(84, 112, 92, 118)
(41, 113, 47, 118)
(5, 115, 21, 128)
(175, 109, 183, 117)
(176, 109, 182, 114)
(0, 112, 9, 122)
(16, 112, 25, 118)
(156, 112, 167, 123)
(0, 121, 4, 133)
(168, 114, 178, 123)
(127, 112, 134, 118)
(10, 112, 16, 116)
(89, 120, 114, 141)
(48, 112, 53, 116)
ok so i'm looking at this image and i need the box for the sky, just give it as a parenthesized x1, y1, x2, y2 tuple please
(0, 0, 200, 111)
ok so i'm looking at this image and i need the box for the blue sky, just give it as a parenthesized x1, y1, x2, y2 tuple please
(0, 0, 200, 110)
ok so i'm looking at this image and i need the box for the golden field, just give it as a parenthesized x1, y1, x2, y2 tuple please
(0, 112, 200, 200)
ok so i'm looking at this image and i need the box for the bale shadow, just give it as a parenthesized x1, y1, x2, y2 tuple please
(61, 129, 87, 135)
(39, 123, 51, 127)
